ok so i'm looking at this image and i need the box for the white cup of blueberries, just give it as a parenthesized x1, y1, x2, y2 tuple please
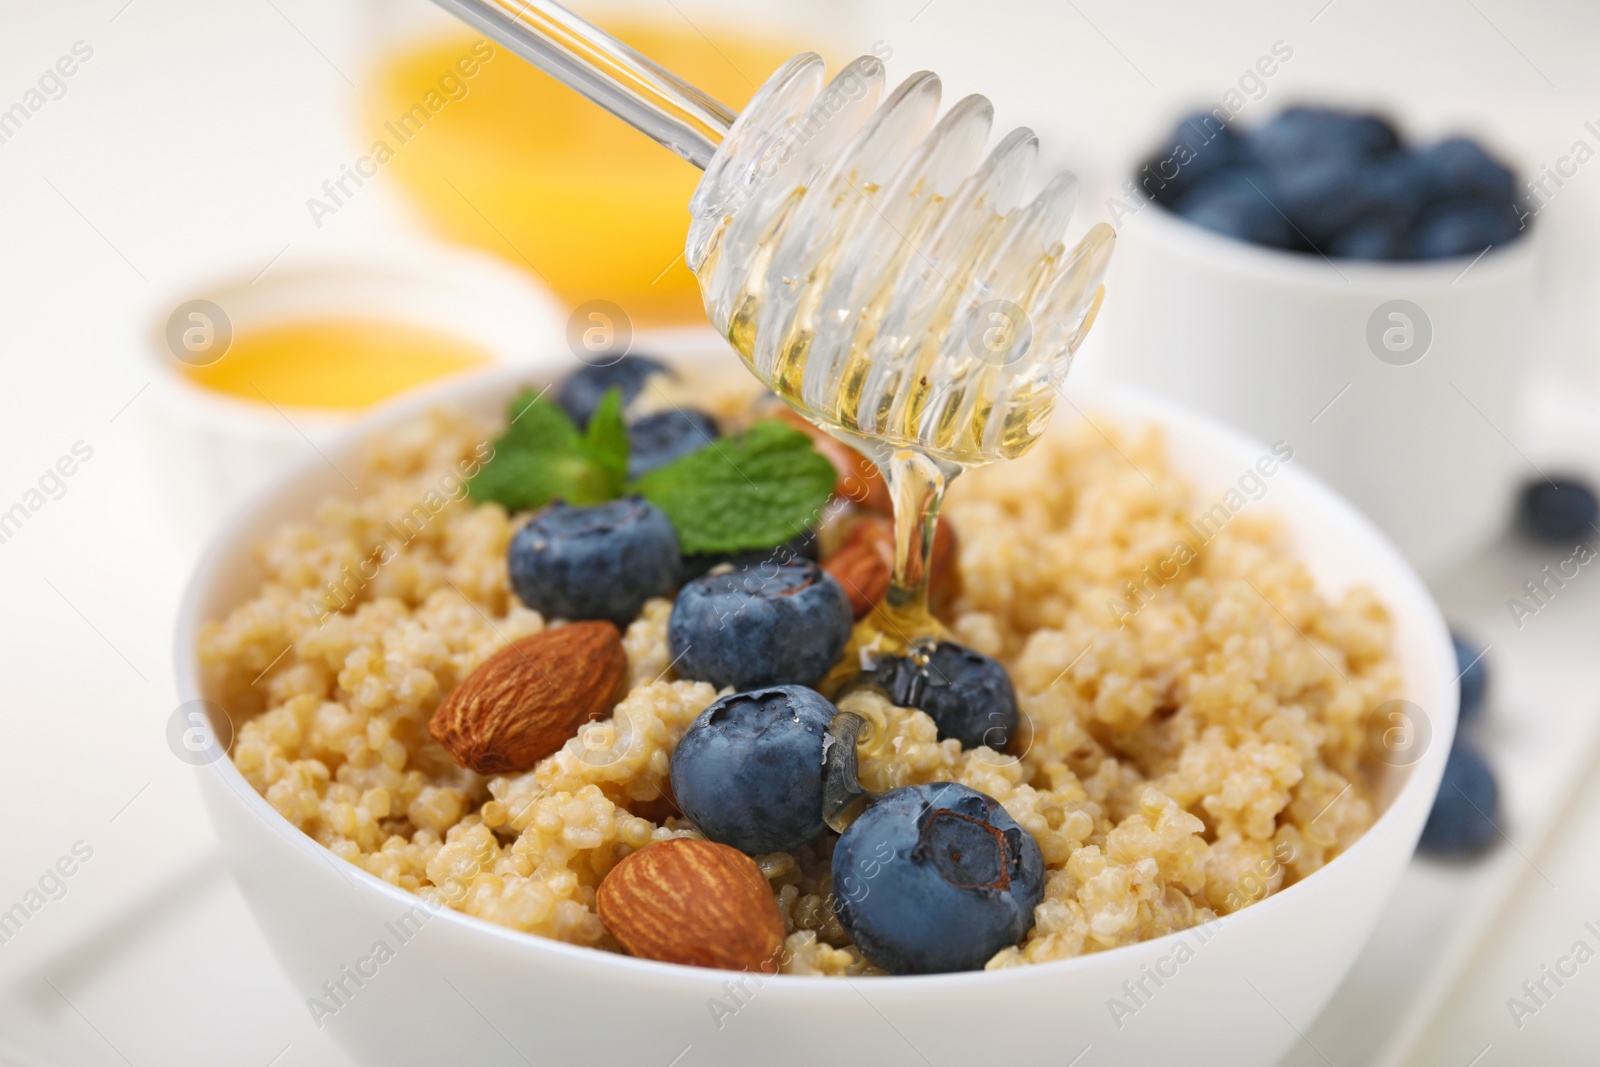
(1105, 105, 1543, 577)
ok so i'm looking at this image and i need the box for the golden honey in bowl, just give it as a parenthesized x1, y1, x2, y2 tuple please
(365, 22, 794, 325)
(182, 319, 490, 411)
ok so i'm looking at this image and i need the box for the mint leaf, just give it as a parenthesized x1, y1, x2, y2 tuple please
(500, 387, 580, 455)
(581, 386, 629, 492)
(633, 420, 837, 554)
(468, 449, 617, 509)
(469, 388, 622, 509)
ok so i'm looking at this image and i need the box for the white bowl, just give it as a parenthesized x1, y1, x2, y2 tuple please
(1098, 200, 1540, 577)
(142, 237, 567, 543)
(175, 355, 1457, 1067)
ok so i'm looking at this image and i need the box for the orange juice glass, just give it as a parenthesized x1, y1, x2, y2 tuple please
(364, 20, 795, 325)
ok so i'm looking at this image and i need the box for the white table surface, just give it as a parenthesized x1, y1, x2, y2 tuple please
(2, 2, 1598, 1064)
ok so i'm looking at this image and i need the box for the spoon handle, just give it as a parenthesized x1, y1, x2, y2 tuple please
(430, 0, 738, 168)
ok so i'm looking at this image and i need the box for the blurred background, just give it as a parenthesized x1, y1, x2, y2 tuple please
(2, 1, 1599, 1063)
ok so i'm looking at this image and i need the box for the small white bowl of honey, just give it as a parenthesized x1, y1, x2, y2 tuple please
(144, 237, 567, 539)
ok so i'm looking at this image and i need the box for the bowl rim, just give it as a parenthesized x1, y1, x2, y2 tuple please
(175, 356, 1458, 989)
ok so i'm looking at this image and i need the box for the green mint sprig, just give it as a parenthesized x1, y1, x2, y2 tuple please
(468, 388, 837, 555)
(467, 386, 628, 509)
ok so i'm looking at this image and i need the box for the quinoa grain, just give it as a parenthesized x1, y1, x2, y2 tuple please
(205, 402, 1394, 971)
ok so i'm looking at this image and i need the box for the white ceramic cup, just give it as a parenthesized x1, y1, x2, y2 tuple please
(175, 357, 1457, 1067)
(1099, 201, 1541, 577)
(142, 238, 566, 543)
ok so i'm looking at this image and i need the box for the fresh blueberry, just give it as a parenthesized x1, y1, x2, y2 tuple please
(1176, 171, 1296, 249)
(678, 527, 820, 584)
(1518, 477, 1599, 543)
(1273, 159, 1368, 244)
(555, 354, 668, 428)
(832, 783, 1045, 973)
(1419, 741, 1500, 856)
(1329, 216, 1411, 260)
(1141, 111, 1246, 205)
(1418, 137, 1516, 204)
(1452, 633, 1488, 724)
(509, 497, 679, 626)
(1411, 200, 1521, 259)
(1276, 155, 1430, 246)
(627, 407, 718, 479)
(669, 685, 837, 854)
(669, 558, 852, 691)
(1249, 106, 1399, 171)
(872, 642, 1019, 751)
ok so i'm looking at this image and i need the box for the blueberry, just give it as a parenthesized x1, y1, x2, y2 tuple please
(555, 354, 668, 428)
(1277, 155, 1430, 247)
(679, 527, 820, 584)
(1329, 216, 1411, 260)
(627, 407, 718, 479)
(1249, 106, 1399, 171)
(1411, 200, 1522, 259)
(872, 642, 1019, 750)
(1175, 171, 1296, 249)
(1452, 633, 1488, 724)
(1418, 137, 1516, 204)
(1419, 742, 1500, 856)
(669, 558, 851, 691)
(1141, 111, 1246, 205)
(832, 783, 1045, 973)
(1518, 478, 1599, 543)
(509, 497, 679, 626)
(670, 685, 837, 854)
(1273, 159, 1368, 244)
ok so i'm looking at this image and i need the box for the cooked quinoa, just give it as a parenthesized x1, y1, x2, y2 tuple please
(202, 385, 1397, 975)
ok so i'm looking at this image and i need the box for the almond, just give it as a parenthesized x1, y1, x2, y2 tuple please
(773, 407, 893, 514)
(597, 838, 785, 973)
(823, 537, 891, 619)
(823, 514, 961, 619)
(428, 620, 626, 774)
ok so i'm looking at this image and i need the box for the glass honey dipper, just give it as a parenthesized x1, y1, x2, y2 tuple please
(433, 0, 1115, 656)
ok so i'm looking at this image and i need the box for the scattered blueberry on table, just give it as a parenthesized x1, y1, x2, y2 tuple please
(509, 497, 680, 626)
(1143, 107, 1525, 260)
(1517, 477, 1599, 543)
(669, 558, 853, 691)
(1420, 636, 1499, 858)
(1452, 633, 1488, 725)
(832, 782, 1045, 974)
(556, 352, 669, 428)
(670, 685, 837, 855)
(871, 641, 1020, 751)
(1419, 741, 1501, 856)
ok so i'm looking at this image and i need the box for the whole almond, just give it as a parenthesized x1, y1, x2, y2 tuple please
(597, 838, 785, 973)
(429, 620, 626, 774)
(823, 515, 961, 619)
(823, 537, 891, 619)
(773, 407, 893, 514)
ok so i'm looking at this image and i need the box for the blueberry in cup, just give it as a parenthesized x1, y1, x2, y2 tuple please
(1150, 104, 1526, 261)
